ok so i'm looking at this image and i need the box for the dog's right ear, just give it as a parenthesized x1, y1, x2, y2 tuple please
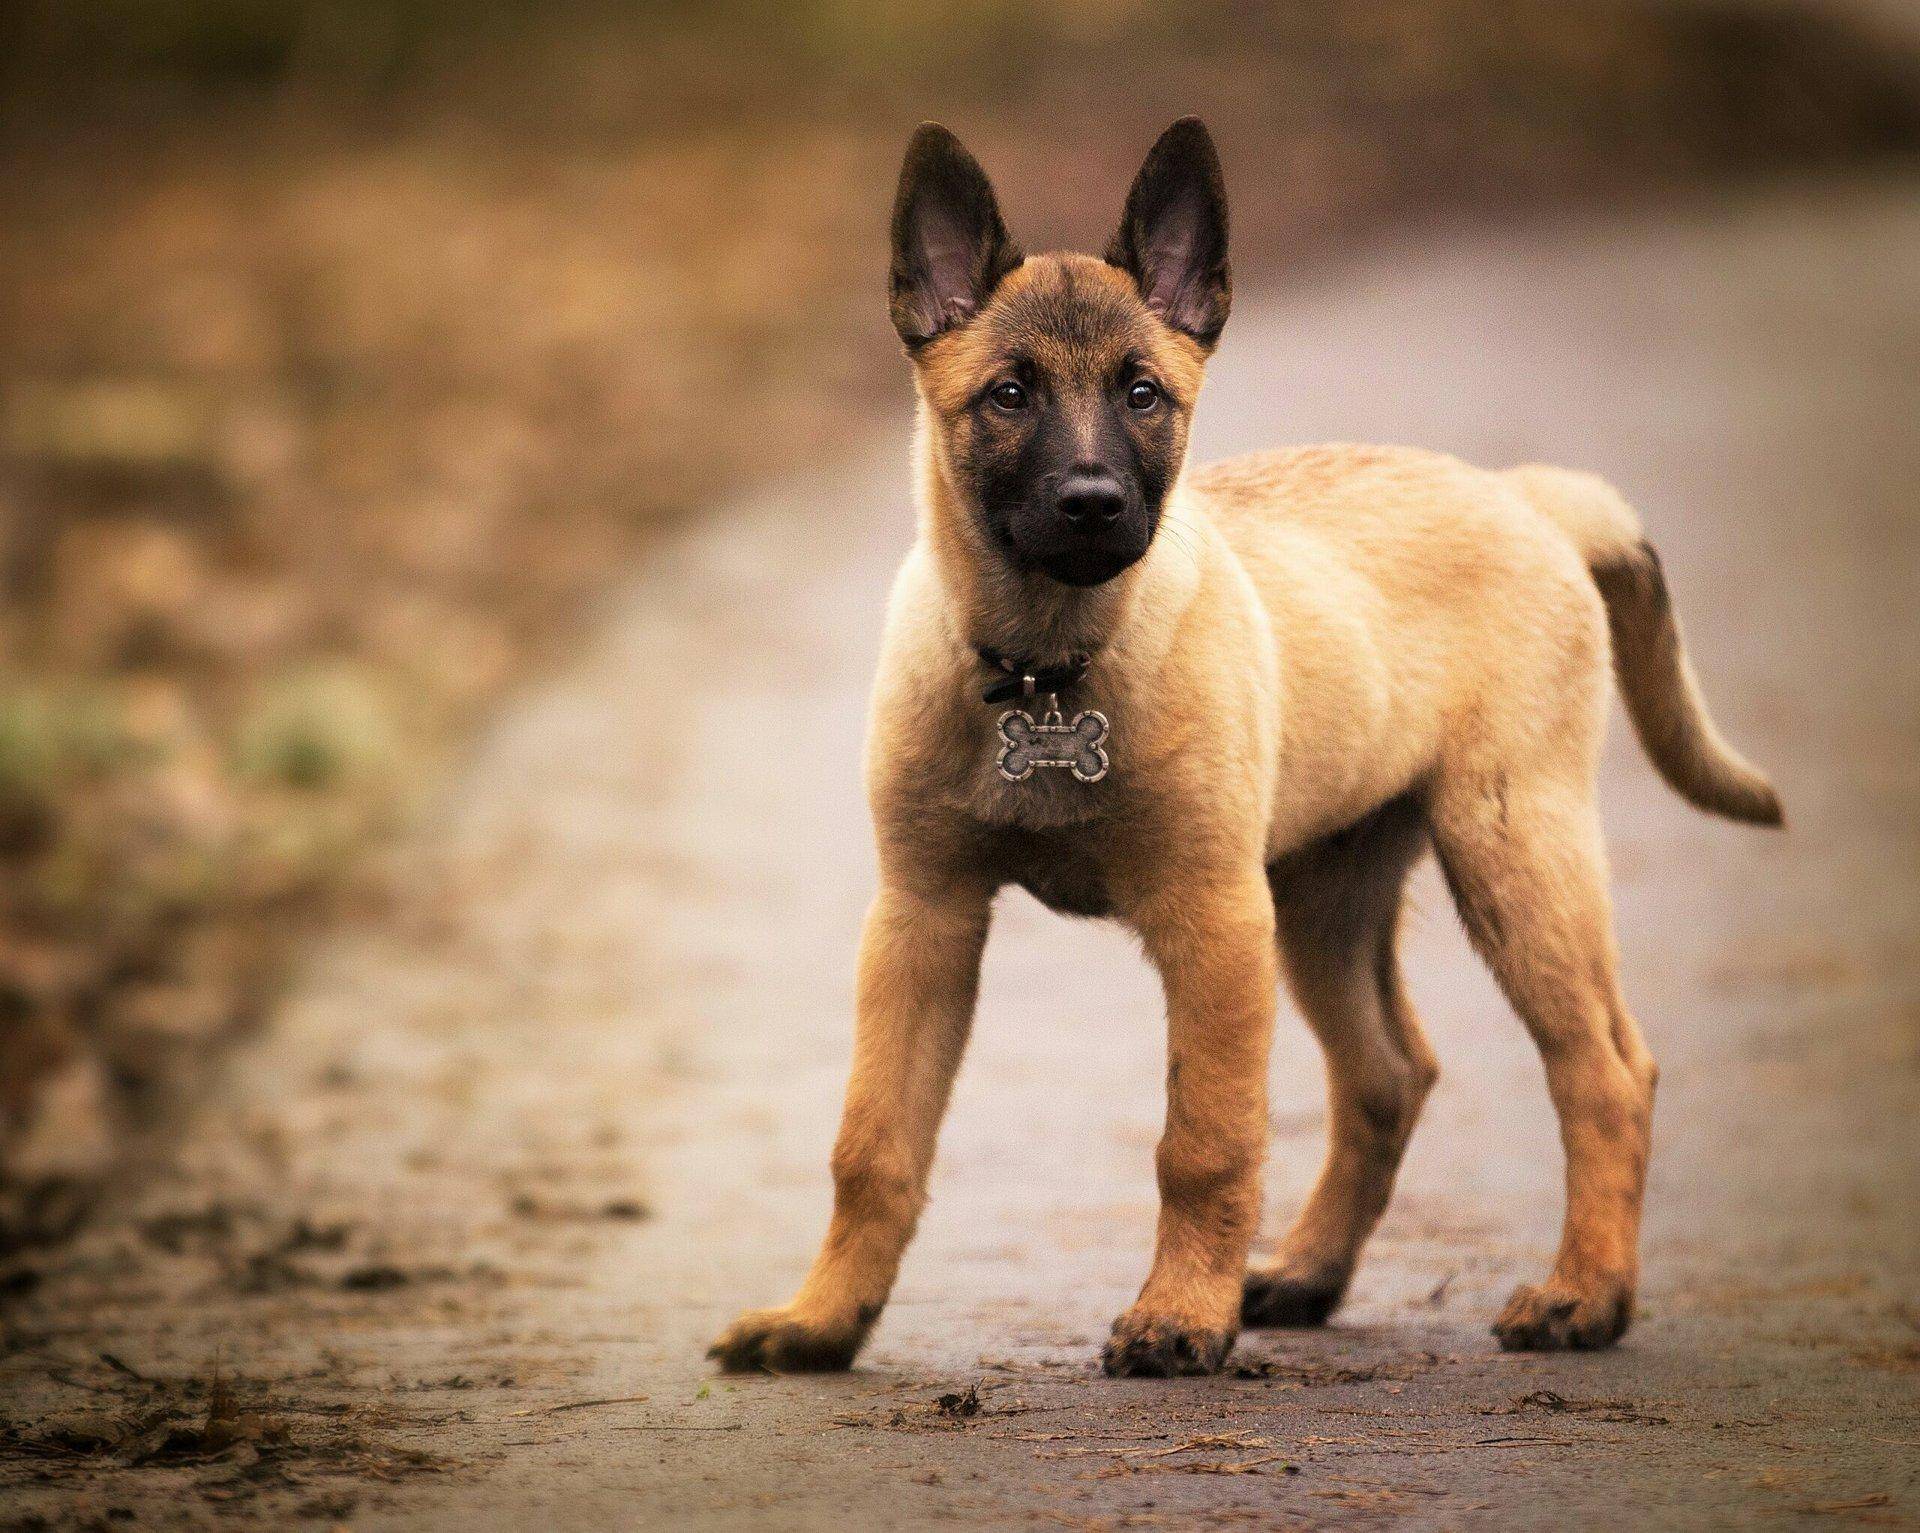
(889, 124, 1023, 350)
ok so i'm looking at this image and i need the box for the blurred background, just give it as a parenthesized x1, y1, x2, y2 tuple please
(0, 0, 1916, 1276)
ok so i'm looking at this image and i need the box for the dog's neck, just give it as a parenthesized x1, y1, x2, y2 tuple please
(912, 419, 1201, 672)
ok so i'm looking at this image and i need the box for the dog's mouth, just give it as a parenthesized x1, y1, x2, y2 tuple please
(991, 506, 1155, 589)
(1032, 545, 1147, 587)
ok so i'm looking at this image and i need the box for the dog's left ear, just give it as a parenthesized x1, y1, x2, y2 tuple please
(1106, 117, 1231, 350)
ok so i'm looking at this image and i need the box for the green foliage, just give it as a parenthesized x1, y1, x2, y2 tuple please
(0, 685, 146, 809)
(232, 666, 398, 792)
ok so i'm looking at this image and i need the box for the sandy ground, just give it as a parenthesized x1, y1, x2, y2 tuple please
(2, 177, 1917, 1530)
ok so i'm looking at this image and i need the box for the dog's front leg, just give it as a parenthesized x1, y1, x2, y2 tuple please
(709, 877, 991, 1372)
(1106, 872, 1278, 1377)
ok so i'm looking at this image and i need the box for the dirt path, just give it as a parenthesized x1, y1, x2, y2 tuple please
(4, 179, 1917, 1530)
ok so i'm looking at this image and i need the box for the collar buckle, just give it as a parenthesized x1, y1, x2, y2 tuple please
(975, 644, 1094, 707)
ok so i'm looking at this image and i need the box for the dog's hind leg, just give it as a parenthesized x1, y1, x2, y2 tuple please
(1245, 795, 1436, 1327)
(1429, 765, 1657, 1351)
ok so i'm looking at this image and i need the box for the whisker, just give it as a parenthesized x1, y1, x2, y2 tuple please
(1156, 520, 1202, 574)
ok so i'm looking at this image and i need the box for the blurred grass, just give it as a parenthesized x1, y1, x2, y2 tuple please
(231, 666, 398, 792)
(7, 1, 1919, 154)
(0, 0, 1916, 1248)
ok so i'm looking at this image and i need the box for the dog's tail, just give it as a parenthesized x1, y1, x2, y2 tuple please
(1506, 464, 1783, 827)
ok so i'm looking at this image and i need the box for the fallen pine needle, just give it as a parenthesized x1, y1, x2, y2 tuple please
(507, 1395, 652, 1417)
(1097, 1453, 1298, 1478)
(100, 1353, 155, 1384)
(1132, 1432, 1276, 1458)
(1045, 1430, 1277, 1461)
(609, 1424, 743, 1433)
(1793, 1494, 1891, 1515)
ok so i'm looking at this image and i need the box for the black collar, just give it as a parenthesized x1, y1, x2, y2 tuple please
(975, 645, 1093, 705)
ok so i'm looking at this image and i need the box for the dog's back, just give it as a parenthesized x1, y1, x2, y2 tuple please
(1188, 444, 1781, 831)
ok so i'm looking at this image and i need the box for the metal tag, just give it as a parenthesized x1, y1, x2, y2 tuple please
(996, 704, 1110, 783)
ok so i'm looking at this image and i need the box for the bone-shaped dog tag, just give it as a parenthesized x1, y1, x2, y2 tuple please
(996, 705, 1110, 783)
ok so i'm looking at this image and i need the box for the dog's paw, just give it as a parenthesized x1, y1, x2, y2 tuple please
(1241, 1266, 1348, 1328)
(1101, 1308, 1236, 1378)
(1492, 1281, 1632, 1352)
(707, 1306, 864, 1373)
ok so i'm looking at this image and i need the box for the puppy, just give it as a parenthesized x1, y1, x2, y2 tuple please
(711, 118, 1781, 1378)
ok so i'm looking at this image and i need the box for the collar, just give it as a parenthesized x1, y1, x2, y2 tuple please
(974, 645, 1094, 706)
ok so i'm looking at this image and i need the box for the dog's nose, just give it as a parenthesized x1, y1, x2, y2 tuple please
(1057, 472, 1127, 525)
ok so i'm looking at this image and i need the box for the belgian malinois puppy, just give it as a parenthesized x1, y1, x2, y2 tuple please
(710, 118, 1781, 1377)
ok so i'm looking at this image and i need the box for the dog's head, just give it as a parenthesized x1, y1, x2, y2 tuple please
(890, 118, 1230, 589)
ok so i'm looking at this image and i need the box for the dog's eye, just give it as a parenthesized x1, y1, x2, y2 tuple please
(1127, 379, 1161, 412)
(988, 381, 1028, 412)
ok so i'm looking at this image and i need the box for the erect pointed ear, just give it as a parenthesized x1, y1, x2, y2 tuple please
(1105, 117, 1231, 349)
(889, 123, 1023, 350)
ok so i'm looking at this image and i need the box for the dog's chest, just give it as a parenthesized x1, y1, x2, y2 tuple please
(981, 825, 1118, 919)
